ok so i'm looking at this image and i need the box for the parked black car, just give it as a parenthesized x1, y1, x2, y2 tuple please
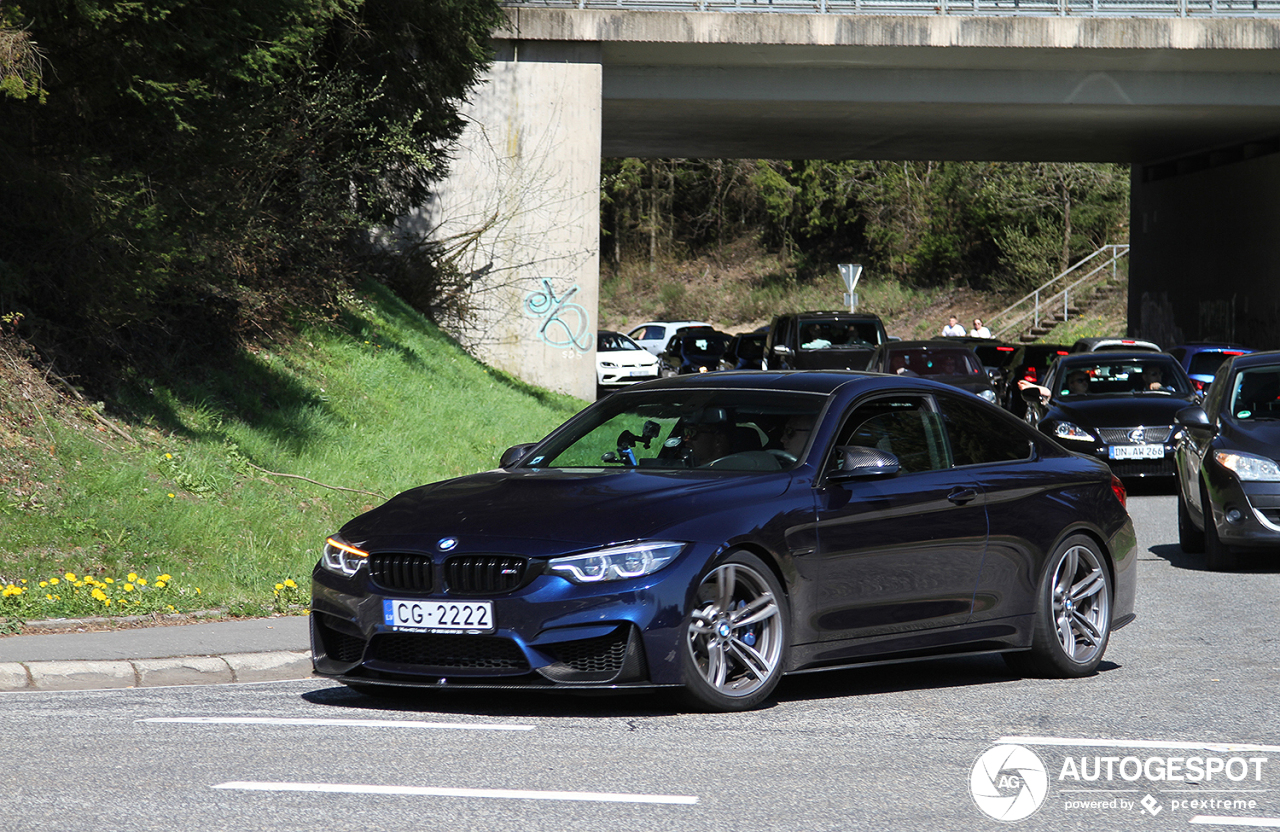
(865, 340, 999, 404)
(1175, 350, 1280, 570)
(311, 371, 1137, 711)
(999, 343, 1071, 417)
(658, 328, 733, 376)
(718, 331, 767, 371)
(1022, 351, 1197, 480)
(763, 311, 888, 371)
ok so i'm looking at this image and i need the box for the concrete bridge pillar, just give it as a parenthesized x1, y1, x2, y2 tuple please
(423, 42, 603, 400)
(1129, 147, 1280, 351)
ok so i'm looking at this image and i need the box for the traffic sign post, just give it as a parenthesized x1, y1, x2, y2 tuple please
(838, 264, 863, 311)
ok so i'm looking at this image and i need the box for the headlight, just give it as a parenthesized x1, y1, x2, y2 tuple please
(548, 541, 684, 584)
(1214, 450, 1280, 482)
(322, 535, 368, 577)
(1053, 421, 1095, 442)
(978, 389, 997, 403)
(600, 361, 617, 368)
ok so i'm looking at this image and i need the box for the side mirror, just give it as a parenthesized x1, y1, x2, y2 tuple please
(773, 345, 793, 356)
(499, 443, 538, 468)
(1021, 386, 1045, 404)
(1175, 405, 1213, 431)
(829, 446, 900, 482)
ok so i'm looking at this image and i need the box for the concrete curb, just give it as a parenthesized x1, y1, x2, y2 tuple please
(0, 651, 314, 692)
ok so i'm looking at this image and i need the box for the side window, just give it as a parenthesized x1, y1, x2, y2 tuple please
(1203, 360, 1233, 421)
(833, 395, 949, 474)
(938, 394, 1033, 466)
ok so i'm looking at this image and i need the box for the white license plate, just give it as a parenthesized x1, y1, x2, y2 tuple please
(629, 368, 653, 377)
(383, 599, 494, 633)
(1109, 444, 1164, 460)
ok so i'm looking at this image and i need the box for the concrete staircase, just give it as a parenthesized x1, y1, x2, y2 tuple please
(991, 244, 1129, 343)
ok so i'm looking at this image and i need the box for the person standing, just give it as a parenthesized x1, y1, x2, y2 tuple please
(941, 316, 965, 337)
(969, 318, 991, 338)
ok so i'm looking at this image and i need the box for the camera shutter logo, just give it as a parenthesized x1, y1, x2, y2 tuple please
(970, 744, 1049, 821)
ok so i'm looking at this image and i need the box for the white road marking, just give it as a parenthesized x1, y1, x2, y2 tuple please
(1000, 736, 1280, 754)
(141, 716, 533, 731)
(1190, 818, 1280, 828)
(213, 781, 699, 805)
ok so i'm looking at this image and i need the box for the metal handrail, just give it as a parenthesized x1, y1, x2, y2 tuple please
(506, 0, 1280, 16)
(991, 244, 1129, 341)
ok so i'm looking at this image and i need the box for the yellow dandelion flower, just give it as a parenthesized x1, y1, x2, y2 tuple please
(195, 588, 201, 594)
(274, 583, 284, 591)
(104, 577, 114, 583)
(167, 605, 175, 611)
(159, 574, 172, 582)
(39, 581, 47, 588)
(165, 453, 172, 459)
(168, 493, 175, 499)
(124, 583, 134, 592)
(104, 599, 111, 607)
(64, 572, 76, 581)
(45, 593, 53, 601)
(49, 577, 60, 586)
(284, 579, 297, 589)
(73, 580, 83, 588)
(91, 588, 107, 602)
(155, 581, 166, 589)
(128, 573, 137, 582)
(137, 578, 147, 586)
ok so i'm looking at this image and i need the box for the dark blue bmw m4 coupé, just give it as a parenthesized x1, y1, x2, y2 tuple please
(311, 371, 1137, 711)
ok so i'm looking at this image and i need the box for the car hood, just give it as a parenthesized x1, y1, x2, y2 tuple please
(1048, 395, 1196, 427)
(337, 468, 792, 556)
(1219, 418, 1280, 461)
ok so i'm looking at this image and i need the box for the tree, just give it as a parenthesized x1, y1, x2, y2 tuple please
(0, 0, 504, 391)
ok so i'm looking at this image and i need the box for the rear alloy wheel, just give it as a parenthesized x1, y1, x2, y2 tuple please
(681, 552, 788, 712)
(1202, 484, 1239, 572)
(1177, 488, 1205, 554)
(1005, 534, 1111, 678)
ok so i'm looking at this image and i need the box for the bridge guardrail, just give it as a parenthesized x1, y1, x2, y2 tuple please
(506, 0, 1280, 16)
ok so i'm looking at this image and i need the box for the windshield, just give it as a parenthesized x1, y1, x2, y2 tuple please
(521, 389, 827, 472)
(677, 334, 731, 357)
(1054, 357, 1189, 398)
(1229, 368, 1280, 420)
(798, 321, 882, 351)
(598, 332, 643, 352)
(887, 347, 982, 377)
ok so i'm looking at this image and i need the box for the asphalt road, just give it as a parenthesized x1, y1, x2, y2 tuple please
(3, 486, 1279, 832)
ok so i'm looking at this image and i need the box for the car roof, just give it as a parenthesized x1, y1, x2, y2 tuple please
(783, 311, 884, 321)
(1072, 337, 1161, 351)
(1057, 351, 1180, 366)
(881, 339, 982, 351)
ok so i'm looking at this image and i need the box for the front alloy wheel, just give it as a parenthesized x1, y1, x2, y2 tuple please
(1006, 534, 1111, 678)
(681, 552, 788, 711)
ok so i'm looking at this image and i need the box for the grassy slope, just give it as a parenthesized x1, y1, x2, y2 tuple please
(0, 282, 584, 623)
(0, 260, 1124, 626)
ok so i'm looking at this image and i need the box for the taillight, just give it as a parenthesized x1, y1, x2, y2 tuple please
(1111, 474, 1127, 509)
(1193, 379, 1206, 392)
(1023, 367, 1037, 383)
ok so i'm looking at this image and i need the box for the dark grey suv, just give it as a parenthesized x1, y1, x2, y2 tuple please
(763, 311, 888, 371)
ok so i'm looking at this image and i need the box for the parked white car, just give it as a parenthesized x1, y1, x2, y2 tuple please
(626, 320, 711, 356)
(597, 331, 660, 395)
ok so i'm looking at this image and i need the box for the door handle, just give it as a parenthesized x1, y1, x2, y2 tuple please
(947, 487, 977, 505)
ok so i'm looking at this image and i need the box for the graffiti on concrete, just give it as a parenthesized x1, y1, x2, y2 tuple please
(524, 278, 591, 352)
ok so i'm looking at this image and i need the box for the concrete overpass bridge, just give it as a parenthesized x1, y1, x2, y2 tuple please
(410, 3, 1280, 398)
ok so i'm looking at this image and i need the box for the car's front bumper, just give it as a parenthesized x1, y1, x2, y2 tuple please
(310, 556, 700, 690)
(1203, 467, 1280, 550)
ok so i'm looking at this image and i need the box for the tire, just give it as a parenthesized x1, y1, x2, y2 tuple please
(1202, 484, 1239, 571)
(1005, 534, 1111, 678)
(1178, 488, 1205, 554)
(680, 551, 789, 712)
